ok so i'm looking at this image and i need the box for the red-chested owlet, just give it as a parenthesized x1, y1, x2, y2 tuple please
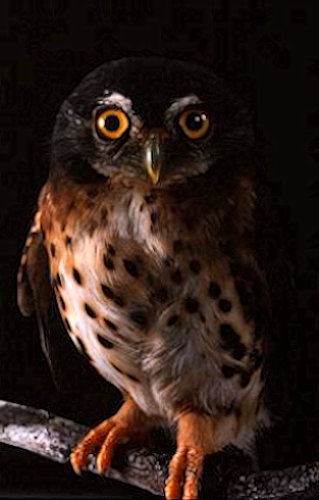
(17, 57, 280, 499)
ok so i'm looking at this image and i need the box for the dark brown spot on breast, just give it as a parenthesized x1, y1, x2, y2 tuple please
(65, 235, 72, 247)
(221, 365, 237, 378)
(103, 254, 115, 270)
(110, 362, 139, 382)
(167, 315, 179, 326)
(101, 284, 125, 307)
(127, 373, 140, 382)
(129, 310, 148, 328)
(104, 318, 117, 331)
(97, 334, 114, 349)
(208, 281, 221, 299)
(84, 303, 97, 318)
(189, 260, 201, 274)
(107, 244, 115, 256)
(59, 296, 66, 311)
(150, 211, 158, 224)
(173, 240, 184, 253)
(154, 286, 168, 303)
(64, 318, 72, 332)
(101, 284, 114, 299)
(184, 297, 199, 313)
(144, 193, 156, 204)
(219, 299, 232, 313)
(77, 337, 92, 361)
(87, 187, 98, 199)
(123, 259, 139, 277)
(220, 324, 246, 360)
(114, 295, 125, 307)
(50, 243, 56, 258)
(56, 273, 62, 288)
(73, 268, 82, 285)
(171, 269, 182, 284)
(220, 324, 237, 343)
(101, 207, 108, 223)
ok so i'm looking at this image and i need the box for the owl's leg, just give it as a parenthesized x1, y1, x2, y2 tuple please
(70, 398, 151, 475)
(165, 412, 216, 500)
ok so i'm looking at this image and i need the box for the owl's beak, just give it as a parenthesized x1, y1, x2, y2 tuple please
(143, 129, 167, 184)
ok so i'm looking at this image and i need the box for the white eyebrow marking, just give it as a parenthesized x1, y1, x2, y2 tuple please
(166, 94, 202, 115)
(96, 91, 133, 113)
(95, 91, 142, 138)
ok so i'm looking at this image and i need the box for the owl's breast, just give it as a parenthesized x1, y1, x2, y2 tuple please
(42, 183, 267, 436)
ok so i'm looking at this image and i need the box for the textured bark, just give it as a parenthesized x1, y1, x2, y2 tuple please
(0, 400, 318, 499)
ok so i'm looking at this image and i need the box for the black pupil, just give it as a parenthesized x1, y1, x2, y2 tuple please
(105, 114, 120, 131)
(186, 112, 204, 131)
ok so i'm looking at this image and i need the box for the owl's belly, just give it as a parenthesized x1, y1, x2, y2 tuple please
(47, 224, 265, 429)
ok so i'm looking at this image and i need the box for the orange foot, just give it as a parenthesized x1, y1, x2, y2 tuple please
(165, 445, 205, 500)
(165, 412, 216, 500)
(70, 398, 149, 476)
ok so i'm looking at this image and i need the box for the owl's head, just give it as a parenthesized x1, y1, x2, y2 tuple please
(52, 57, 256, 191)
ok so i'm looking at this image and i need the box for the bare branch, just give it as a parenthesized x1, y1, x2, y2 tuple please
(0, 400, 319, 499)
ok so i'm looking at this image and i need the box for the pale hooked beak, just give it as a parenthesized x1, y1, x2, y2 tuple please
(143, 129, 167, 184)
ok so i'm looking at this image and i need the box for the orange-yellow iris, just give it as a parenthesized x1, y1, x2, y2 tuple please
(95, 108, 130, 140)
(178, 109, 211, 140)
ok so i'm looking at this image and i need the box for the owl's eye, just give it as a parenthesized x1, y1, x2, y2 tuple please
(178, 109, 211, 140)
(95, 108, 130, 140)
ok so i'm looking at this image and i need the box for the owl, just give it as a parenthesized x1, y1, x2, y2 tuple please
(17, 57, 293, 499)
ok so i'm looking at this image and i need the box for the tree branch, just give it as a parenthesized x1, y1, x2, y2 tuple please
(0, 400, 318, 499)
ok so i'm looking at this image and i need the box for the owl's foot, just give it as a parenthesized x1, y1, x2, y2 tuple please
(165, 412, 216, 500)
(70, 398, 148, 475)
(165, 445, 204, 500)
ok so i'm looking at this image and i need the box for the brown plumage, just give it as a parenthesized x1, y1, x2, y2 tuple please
(17, 57, 276, 499)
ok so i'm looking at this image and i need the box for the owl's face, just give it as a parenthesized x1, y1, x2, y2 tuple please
(52, 57, 255, 191)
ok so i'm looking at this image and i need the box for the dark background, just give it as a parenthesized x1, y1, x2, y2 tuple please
(0, 0, 319, 497)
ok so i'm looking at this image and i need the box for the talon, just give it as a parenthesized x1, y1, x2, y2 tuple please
(70, 419, 120, 475)
(96, 425, 128, 474)
(183, 449, 204, 500)
(165, 446, 187, 500)
(70, 399, 146, 477)
(70, 453, 83, 476)
(165, 446, 204, 500)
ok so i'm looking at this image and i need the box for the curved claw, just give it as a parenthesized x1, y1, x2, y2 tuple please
(70, 418, 128, 475)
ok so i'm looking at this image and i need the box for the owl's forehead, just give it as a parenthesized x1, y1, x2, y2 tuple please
(68, 57, 222, 123)
(96, 91, 201, 116)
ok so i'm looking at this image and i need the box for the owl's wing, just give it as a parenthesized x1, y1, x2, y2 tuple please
(17, 190, 121, 418)
(17, 198, 58, 381)
(17, 188, 84, 392)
